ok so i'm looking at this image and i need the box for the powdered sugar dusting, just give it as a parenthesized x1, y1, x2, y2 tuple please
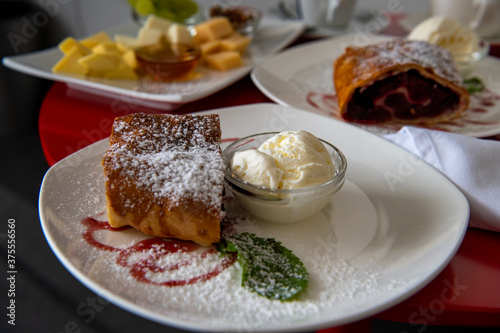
(345, 39, 464, 88)
(84, 196, 415, 331)
(103, 113, 224, 211)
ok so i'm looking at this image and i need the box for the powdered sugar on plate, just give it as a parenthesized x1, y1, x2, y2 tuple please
(80, 187, 414, 331)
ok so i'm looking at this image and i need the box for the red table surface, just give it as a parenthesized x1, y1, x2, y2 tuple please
(39, 37, 500, 330)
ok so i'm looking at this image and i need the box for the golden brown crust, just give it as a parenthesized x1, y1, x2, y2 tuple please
(333, 39, 470, 125)
(102, 113, 224, 247)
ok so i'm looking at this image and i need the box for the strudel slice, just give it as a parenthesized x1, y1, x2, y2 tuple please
(102, 113, 224, 246)
(334, 39, 470, 125)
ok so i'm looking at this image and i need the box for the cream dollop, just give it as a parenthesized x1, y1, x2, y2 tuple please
(230, 130, 334, 189)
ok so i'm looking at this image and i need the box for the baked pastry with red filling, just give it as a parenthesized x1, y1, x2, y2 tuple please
(102, 113, 224, 247)
(334, 39, 470, 125)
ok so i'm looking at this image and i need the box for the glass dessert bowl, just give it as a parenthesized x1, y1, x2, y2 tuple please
(453, 39, 490, 77)
(222, 132, 347, 224)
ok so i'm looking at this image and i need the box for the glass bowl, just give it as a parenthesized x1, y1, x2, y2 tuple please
(222, 132, 347, 224)
(453, 39, 490, 77)
(209, 5, 262, 37)
(135, 42, 201, 81)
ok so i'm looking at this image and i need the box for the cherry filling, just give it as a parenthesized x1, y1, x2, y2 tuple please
(343, 69, 460, 123)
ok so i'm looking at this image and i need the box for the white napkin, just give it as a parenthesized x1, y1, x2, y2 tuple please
(384, 126, 500, 232)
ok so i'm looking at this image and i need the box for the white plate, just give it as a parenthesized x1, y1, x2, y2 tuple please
(39, 104, 469, 332)
(3, 18, 305, 111)
(251, 34, 500, 137)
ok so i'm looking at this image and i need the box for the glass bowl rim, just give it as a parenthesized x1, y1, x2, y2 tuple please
(222, 132, 348, 195)
(453, 39, 490, 62)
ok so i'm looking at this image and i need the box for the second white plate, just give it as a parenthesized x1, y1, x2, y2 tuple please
(251, 34, 500, 137)
(3, 18, 305, 111)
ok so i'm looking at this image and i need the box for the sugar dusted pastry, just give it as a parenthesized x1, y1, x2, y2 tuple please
(333, 39, 470, 125)
(102, 113, 224, 246)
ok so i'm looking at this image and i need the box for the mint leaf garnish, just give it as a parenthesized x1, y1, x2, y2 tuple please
(218, 232, 309, 301)
(464, 77, 485, 94)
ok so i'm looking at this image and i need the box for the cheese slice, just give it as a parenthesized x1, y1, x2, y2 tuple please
(104, 62, 138, 80)
(92, 42, 121, 56)
(205, 51, 243, 71)
(114, 34, 140, 52)
(194, 17, 233, 44)
(200, 40, 222, 57)
(143, 14, 173, 31)
(80, 31, 112, 49)
(219, 33, 251, 54)
(122, 49, 138, 69)
(52, 46, 88, 75)
(137, 26, 164, 46)
(78, 53, 120, 74)
(167, 24, 192, 44)
(58, 37, 91, 55)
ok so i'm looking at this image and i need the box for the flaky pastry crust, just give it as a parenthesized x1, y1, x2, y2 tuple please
(333, 39, 470, 125)
(102, 113, 224, 247)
